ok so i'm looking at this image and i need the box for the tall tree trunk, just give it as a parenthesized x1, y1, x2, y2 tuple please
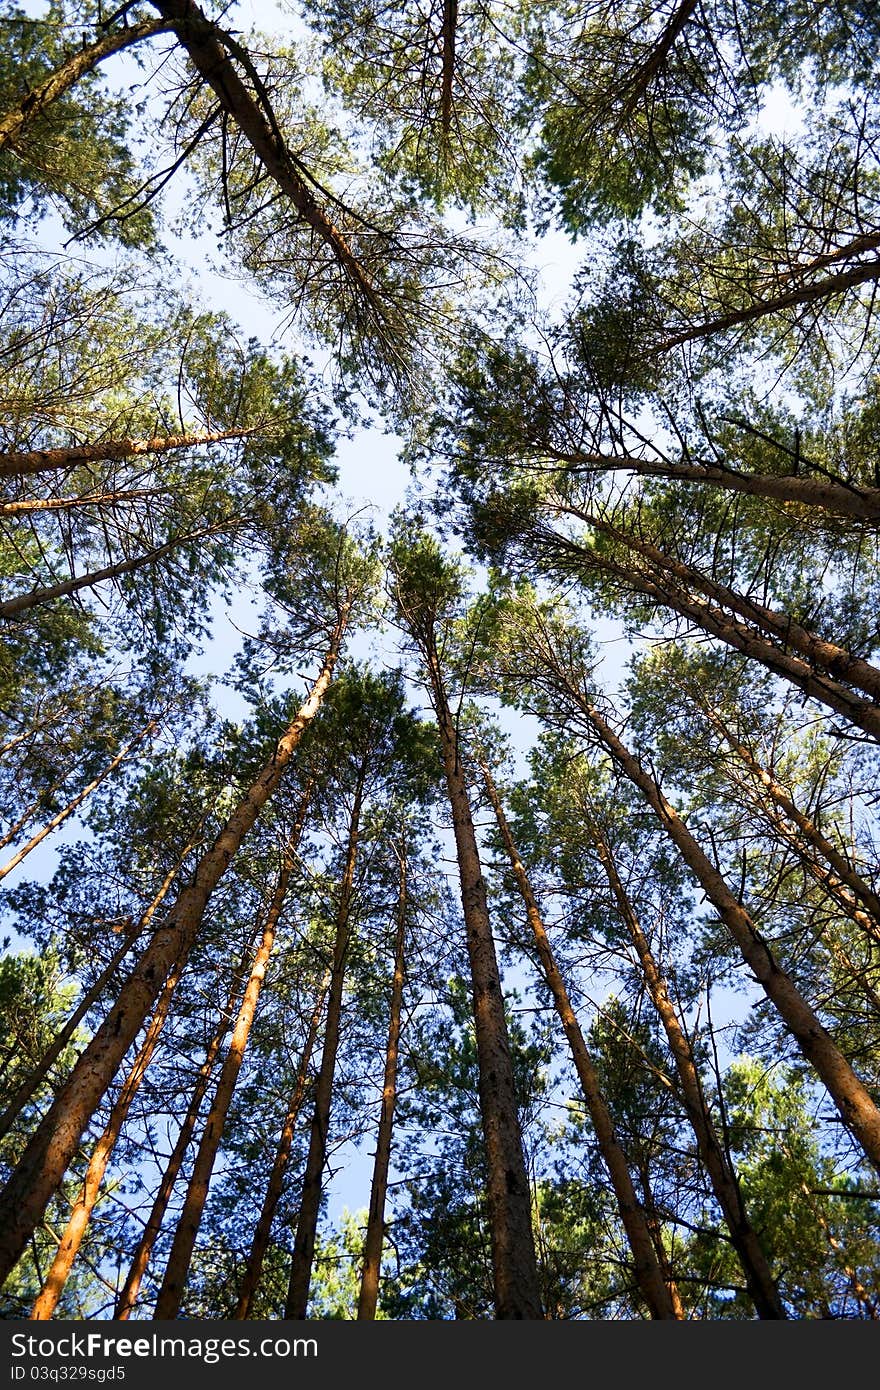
(0, 19, 171, 150)
(440, 0, 458, 134)
(28, 949, 190, 1319)
(285, 771, 365, 1320)
(0, 521, 235, 619)
(0, 831, 200, 1144)
(557, 689, 880, 1172)
(654, 238, 880, 352)
(547, 448, 880, 524)
(357, 845, 408, 1320)
(559, 505, 880, 705)
(0, 720, 157, 883)
(420, 637, 543, 1320)
(0, 488, 165, 517)
(0, 606, 349, 1290)
(477, 757, 682, 1319)
(696, 698, 880, 938)
(535, 526, 880, 741)
(152, 784, 313, 1319)
(115, 942, 255, 1320)
(587, 817, 787, 1318)
(0, 428, 256, 481)
(232, 969, 330, 1320)
(149, 0, 382, 315)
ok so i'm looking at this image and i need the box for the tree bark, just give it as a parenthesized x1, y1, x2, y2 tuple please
(418, 635, 543, 1319)
(0, 522, 235, 619)
(152, 784, 313, 1319)
(0, 831, 199, 1145)
(548, 448, 880, 524)
(588, 817, 787, 1318)
(357, 845, 408, 1319)
(535, 526, 880, 741)
(0, 488, 165, 517)
(478, 756, 682, 1319)
(149, 0, 382, 314)
(0, 428, 256, 480)
(565, 694, 880, 1173)
(232, 969, 330, 1320)
(0, 606, 349, 1290)
(29, 950, 189, 1319)
(285, 770, 365, 1320)
(0, 19, 171, 150)
(0, 720, 157, 883)
(114, 943, 254, 1320)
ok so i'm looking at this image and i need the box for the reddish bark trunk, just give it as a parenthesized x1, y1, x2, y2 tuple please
(0, 608, 349, 1290)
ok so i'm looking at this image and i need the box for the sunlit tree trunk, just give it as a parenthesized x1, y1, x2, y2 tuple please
(478, 756, 681, 1319)
(0, 721, 157, 882)
(0, 19, 171, 150)
(417, 635, 543, 1319)
(588, 818, 787, 1318)
(0, 830, 201, 1144)
(115, 942, 255, 1320)
(0, 428, 256, 480)
(29, 949, 189, 1319)
(232, 969, 330, 1320)
(285, 770, 365, 1320)
(357, 844, 408, 1320)
(0, 606, 349, 1289)
(152, 784, 313, 1319)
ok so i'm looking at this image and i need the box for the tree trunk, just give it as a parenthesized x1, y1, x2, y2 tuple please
(697, 699, 880, 938)
(655, 240, 880, 352)
(285, 771, 365, 1320)
(149, 0, 382, 314)
(115, 942, 254, 1320)
(0, 19, 171, 150)
(152, 784, 313, 1319)
(588, 817, 787, 1318)
(357, 846, 408, 1319)
(570, 696, 880, 1172)
(0, 720, 157, 883)
(421, 638, 543, 1319)
(232, 969, 330, 1320)
(0, 522, 235, 619)
(440, 0, 458, 134)
(478, 756, 681, 1319)
(29, 950, 189, 1319)
(0, 831, 199, 1144)
(0, 606, 349, 1290)
(0, 428, 256, 481)
(561, 505, 880, 705)
(536, 526, 880, 741)
(0, 488, 165, 517)
(549, 448, 880, 524)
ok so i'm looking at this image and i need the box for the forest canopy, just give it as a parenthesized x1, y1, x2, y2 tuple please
(0, 0, 879, 1321)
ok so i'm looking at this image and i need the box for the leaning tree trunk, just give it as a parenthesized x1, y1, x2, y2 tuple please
(232, 969, 330, 1320)
(0, 18, 171, 149)
(152, 785, 313, 1319)
(357, 845, 408, 1320)
(535, 527, 880, 741)
(588, 816, 786, 1318)
(29, 949, 190, 1319)
(115, 942, 255, 1320)
(0, 604, 350, 1290)
(0, 720, 157, 883)
(477, 756, 682, 1320)
(571, 698, 880, 1173)
(0, 827, 201, 1144)
(285, 771, 365, 1320)
(0, 428, 256, 480)
(420, 634, 543, 1319)
(0, 522, 234, 619)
